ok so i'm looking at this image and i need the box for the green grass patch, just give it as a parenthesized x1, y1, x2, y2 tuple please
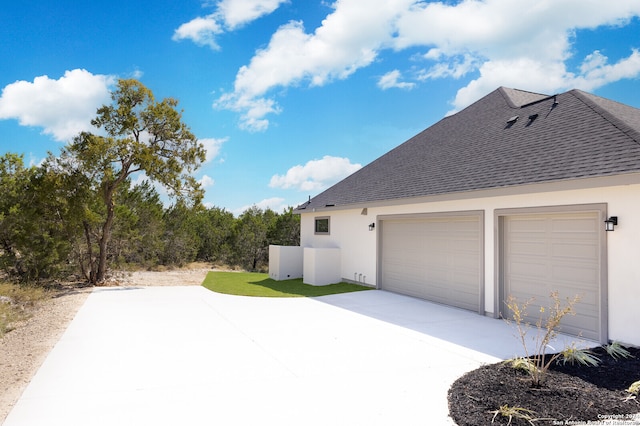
(202, 271, 372, 298)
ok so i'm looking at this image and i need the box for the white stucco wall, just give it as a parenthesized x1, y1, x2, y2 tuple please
(268, 245, 303, 281)
(301, 208, 377, 286)
(300, 178, 640, 346)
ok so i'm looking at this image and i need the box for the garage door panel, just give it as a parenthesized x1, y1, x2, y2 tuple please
(381, 215, 481, 312)
(503, 211, 603, 342)
(508, 218, 546, 232)
(507, 281, 548, 300)
(551, 242, 598, 259)
(508, 242, 547, 257)
(508, 258, 548, 278)
(551, 264, 598, 284)
(560, 314, 599, 341)
(551, 217, 599, 233)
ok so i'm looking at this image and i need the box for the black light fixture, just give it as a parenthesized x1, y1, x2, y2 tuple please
(368, 222, 375, 231)
(604, 216, 618, 231)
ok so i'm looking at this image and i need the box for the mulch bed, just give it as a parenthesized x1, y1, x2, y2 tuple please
(448, 346, 640, 425)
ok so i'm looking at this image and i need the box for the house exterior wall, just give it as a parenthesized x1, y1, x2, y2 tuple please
(300, 179, 640, 346)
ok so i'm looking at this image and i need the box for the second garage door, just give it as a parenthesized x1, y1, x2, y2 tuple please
(501, 211, 605, 342)
(380, 214, 483, 313)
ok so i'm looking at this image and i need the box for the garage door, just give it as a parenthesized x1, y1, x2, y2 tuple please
(380, 214, 482, 312)
(502, 211, 604, 342)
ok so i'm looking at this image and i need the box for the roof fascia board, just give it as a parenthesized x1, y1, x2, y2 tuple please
(296, 173, 640, 214)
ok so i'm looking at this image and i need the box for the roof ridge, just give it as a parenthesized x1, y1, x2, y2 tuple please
(571, 89, 640, 147)
(499, 87, 549, 108)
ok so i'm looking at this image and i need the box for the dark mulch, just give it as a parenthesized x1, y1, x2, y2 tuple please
(448, 346, 640, 425)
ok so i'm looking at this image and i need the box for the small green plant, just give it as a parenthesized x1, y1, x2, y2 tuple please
(624, 380, 640, 402)
(629, 381, 640, 395)
(560, 343, 600, 366)
(504, 357, 538, 374)
(488, 405, 551, 425)
(603, 341, 633, 360)
(504, 291, 581, 387)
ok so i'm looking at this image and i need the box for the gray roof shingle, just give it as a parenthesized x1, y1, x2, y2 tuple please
(297, 87, 640, 212)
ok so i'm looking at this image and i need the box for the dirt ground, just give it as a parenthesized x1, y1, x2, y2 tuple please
(0, 266, 212, 424)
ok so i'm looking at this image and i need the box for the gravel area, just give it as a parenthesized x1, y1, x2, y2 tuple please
(0, 267, 211, 424)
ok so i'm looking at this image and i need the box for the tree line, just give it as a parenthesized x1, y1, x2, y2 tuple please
(0, 79, 299, 285)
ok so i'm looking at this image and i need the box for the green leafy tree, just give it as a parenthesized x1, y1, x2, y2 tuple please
(52, 79, 206, 284)
(233, 207, 275, 271)
(268, 207, 300, 247)
(110, 180, 165, 268)
(0, 154, 35, 278)
(161, 203, 200, 266)
(0, 154, 74, 282)
(193, 206, 236, 264)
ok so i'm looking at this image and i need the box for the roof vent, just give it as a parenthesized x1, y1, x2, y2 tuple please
(526, 114, 539, 126)
(505, 115, 519, 129)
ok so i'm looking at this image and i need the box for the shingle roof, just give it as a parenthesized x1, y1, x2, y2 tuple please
(297, 87, 640, 212)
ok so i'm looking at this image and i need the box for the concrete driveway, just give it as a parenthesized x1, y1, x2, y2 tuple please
(4, 286, 559, 425)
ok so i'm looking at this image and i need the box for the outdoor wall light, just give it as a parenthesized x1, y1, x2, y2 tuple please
(604, 216, 618, 231)
(368, 223, 375, 231)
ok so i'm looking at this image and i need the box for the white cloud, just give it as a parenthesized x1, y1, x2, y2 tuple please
(218, 0, 289, 29)
(199, 137, 227, 162)
(448, 58, 571, 113)
(418, 53, 479, 80)
(570, 49, 640, 91)
(378, 70, 415, 90)
(173, 0, 288, 50)
(214, 92, 280, 132)
(172, 16, 223, 50)
(0, 69, 114, 142)
(199, 174, 215, 188)
(216, 0, 406, 130)
(397, 0, 640, 112)
(269, 155, 362, 192)
(217, 0, 640, 129)
(234, 197, 286, 215)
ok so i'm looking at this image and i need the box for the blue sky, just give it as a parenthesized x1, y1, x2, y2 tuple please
(1, 0, 640, 214)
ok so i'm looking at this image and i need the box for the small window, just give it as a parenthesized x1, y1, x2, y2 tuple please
(314, 216, 330, 235)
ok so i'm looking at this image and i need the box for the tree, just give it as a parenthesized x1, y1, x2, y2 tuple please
(193, 206, 235, 264)
(161, 203, 200, 266)
(233, 207, 274, 271)
(0, 154, 75, 282)
(268, 207, 300, 247)
(110, 180, 165, 268)
(53, 79, 206, 284)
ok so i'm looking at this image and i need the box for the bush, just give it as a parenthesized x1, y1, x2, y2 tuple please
(0, 282, 47, 336)
(504, 291, 582, 387)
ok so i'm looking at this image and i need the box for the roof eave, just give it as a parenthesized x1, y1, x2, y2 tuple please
(296, 173, 640, 214)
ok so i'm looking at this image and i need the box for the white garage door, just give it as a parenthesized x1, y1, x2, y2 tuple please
(380, 214, 482, 312)
(502, 211, 604, 342)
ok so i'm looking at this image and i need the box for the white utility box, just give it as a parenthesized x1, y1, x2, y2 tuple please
(268, 245, 303, 281)
(303, 247, 341, 286)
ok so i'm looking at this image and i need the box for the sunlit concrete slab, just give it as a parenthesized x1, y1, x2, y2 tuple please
(4, 286, 591, 426)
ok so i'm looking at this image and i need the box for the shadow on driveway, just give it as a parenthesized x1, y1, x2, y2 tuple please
(312, 289, 590, 360)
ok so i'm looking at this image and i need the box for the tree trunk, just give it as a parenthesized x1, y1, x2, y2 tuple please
(82, 220, 95, 283)
(95, 191, 116, 284)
